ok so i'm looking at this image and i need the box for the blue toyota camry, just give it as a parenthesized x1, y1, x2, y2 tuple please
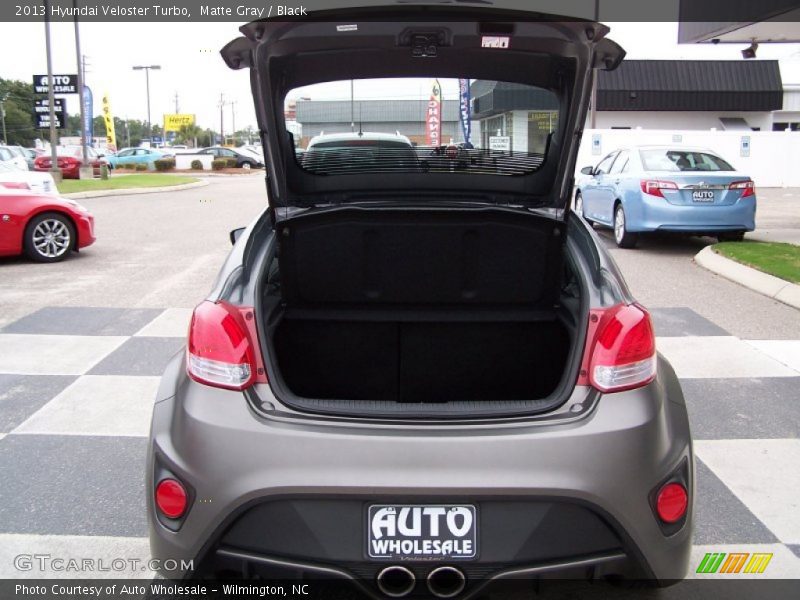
(575, 145, 756, 248)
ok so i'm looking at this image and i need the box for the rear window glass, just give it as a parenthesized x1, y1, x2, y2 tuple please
(285, 78, 560, 176)
(640, 149, 734, 172)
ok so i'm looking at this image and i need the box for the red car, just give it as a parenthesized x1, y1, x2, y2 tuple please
(0, 189, 96, 262)
(33, 146, 107, 179)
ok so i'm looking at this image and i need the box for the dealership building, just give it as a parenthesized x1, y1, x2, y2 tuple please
(293, 59, 797, 151)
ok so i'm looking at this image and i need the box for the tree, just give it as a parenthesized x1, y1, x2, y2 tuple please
(174, 122, 203, 147)
(0, 77, 40, 146)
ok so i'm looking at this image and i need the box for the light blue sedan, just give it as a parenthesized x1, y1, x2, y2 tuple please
(106, 147, 167, 170)
(575, 146, 756, 248)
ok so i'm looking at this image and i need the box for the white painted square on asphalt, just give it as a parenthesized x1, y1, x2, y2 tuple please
(0, 533, 152, 578)
(688, 543, 800, 579)
(745, 340, 800, 375)
(0, 334, 126, 376)
(656, 336, 798, 379)
(133, 307, 193, 338)
(695, 439, 800, 544)
(12, 375, 160, 437)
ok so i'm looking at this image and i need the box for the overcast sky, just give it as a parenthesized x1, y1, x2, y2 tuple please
(1, 21, 799, 133)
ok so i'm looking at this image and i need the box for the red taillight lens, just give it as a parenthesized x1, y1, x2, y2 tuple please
(640, 180, 678, 198)
(0, 182, 30, 190)
(729, 180, 755, 198)
(187, 300, 258, 390)
(580, 303, 657, 393)
(155, 478, 187, 519)
(656, 482, 688, 524)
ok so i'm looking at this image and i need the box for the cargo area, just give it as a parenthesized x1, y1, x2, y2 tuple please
(261, 207, 581, 413)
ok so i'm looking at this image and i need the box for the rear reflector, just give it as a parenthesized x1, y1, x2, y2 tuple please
(155, 478, 188, 519)
(580, 303, 657, 393)
(640, 179, 678, 198)
(656, 482, 688, 523)
(187, 300, 257, 390)
(729, 180, 755, 198)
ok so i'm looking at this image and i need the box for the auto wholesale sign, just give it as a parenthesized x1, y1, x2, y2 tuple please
(33, 98, 65, 129)
(33, 74, 78, 94)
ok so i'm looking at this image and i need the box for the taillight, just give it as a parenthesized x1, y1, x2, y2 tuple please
(155, 478, 187, 519)
(186, 300, 259, 390)
(729, 180, 755, 198)
(640, 180, 678, 198)
(0, 182, 30, 190)
(579, 303, 657, 393)
(655, 482, 688, 524)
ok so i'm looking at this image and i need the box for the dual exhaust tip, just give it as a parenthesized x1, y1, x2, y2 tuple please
(376, 565, 466, 598)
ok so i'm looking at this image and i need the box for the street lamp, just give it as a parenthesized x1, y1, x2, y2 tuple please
(132, 65, 160, 143)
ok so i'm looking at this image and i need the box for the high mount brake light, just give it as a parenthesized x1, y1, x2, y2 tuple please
(186, 300, 265, 390)
(578, 303, 657, 393)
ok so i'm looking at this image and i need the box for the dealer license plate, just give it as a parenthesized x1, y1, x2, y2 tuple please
(692, 190, 715, 202)
(367, 505, 477, 560)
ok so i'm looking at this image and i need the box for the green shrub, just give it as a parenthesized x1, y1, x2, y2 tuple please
(190, 159, 203, 171)
(211, 159, 227, 171)
(135, 163, 148, 171)
(225, 157, 238, 168)
(120, 163, 137, 170)
(153, 158, 176, 172)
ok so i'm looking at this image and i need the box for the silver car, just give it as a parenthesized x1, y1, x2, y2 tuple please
(148, 6, 693, 597)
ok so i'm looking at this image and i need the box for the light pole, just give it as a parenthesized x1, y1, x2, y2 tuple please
(132, 65, 160, 143)
(0, 93, 8, 144)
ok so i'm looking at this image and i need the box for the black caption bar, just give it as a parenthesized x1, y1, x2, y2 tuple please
(1, 0, 800, 23)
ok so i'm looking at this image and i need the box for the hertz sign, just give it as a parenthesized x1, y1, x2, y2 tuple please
(163, 114, 196, 132)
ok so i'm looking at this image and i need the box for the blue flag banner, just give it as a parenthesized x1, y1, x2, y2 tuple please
(458, 78, 471, 146)
(83, 86, 94, 142)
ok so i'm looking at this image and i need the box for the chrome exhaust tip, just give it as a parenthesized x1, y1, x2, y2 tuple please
(427, 565, 466, 598)
(376, 565, 416, 598)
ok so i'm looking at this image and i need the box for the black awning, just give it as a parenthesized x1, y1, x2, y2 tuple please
(597, 60, 783, 111)
(471, 81, 560, 119)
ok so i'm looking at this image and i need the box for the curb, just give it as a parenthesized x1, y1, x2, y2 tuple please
(63, 179, 209, 199)
(695, 245, 800, 310)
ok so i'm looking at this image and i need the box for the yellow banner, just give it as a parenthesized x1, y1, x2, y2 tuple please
(163, 113, 196, 132)
(102, 93, 116, 151)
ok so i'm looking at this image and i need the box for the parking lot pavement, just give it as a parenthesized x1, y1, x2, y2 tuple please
(0, 305, 798, 580)
(0, 176, 266, 329)
(0, 181, 798, 582)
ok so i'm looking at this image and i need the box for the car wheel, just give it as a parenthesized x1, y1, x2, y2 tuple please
(574, 191, 593, 224)
(613, 204, 638, 249)
(717, 231, 745, 242)
(24, 212, 75, 263)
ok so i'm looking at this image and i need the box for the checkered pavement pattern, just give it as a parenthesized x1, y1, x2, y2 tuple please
(0, 306, 799, 579)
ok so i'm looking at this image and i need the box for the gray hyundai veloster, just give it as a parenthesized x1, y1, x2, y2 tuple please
(147, 4, 694, 597)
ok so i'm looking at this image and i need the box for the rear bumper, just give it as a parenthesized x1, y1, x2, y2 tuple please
(147, 353, 693, 586)
(626, 194, 756, 233)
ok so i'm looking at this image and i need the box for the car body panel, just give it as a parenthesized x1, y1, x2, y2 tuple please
(577, 146, 757, 234)
(0, 190, 95, 256)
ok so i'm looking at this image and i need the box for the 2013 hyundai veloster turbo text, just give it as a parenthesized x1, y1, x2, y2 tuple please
(147, 5, 694, 596)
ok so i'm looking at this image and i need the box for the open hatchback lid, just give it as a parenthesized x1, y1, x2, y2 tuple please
(222, 2, 624, 212)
